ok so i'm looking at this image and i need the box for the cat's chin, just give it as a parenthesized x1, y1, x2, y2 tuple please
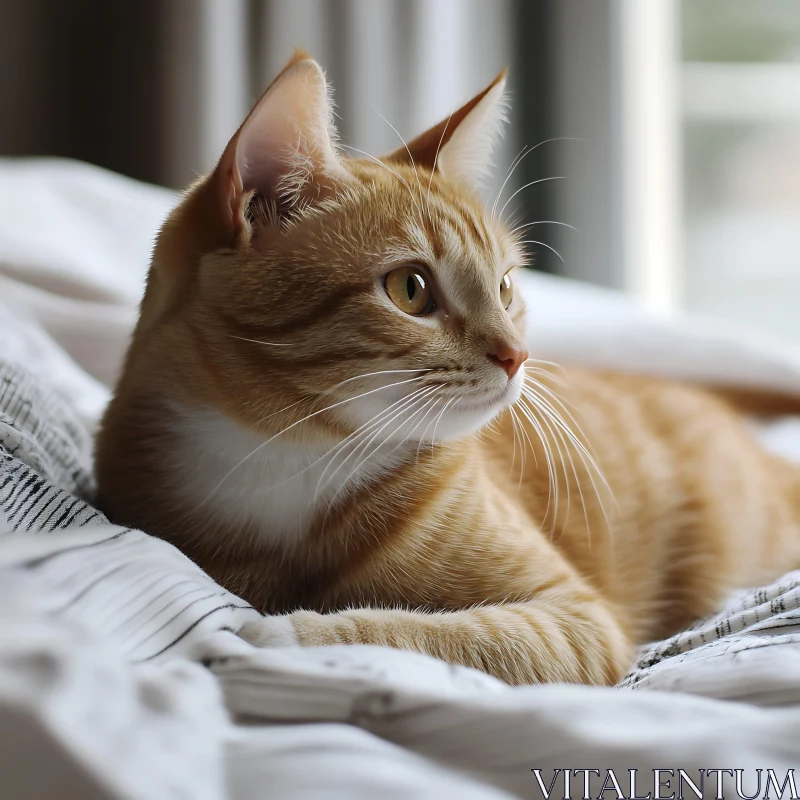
(429, 389, 520, 441)
(405, 377, 524, 444)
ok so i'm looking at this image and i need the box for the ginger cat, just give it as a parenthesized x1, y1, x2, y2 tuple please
(95, 52, 800, 685)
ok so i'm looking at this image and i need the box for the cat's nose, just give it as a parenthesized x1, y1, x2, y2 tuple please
(488, 341, 528, 380)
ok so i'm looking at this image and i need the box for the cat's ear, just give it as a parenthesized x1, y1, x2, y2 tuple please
(213, 49, 349, 234)
(384, 69, 509, 189)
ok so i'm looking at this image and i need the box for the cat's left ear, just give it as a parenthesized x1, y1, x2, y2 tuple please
(213, 49, 350, 236)
(384, 69, 509, 189)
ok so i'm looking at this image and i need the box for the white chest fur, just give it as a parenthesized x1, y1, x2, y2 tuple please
(167, 406, 405, 546)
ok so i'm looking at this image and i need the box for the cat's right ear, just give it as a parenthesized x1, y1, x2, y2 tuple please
(213, 49, 350, 237)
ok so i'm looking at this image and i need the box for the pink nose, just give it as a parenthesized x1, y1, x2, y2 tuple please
(488, 341, 528, 380)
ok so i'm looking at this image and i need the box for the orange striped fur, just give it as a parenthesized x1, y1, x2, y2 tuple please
(95, 53, 800, 685)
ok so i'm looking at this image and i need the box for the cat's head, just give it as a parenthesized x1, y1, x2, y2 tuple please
(143, 50, 529, 448)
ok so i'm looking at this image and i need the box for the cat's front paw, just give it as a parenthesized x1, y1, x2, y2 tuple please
(238, 615, 299, 648)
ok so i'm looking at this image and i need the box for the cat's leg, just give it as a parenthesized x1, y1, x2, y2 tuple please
(238, 583, 633, 686)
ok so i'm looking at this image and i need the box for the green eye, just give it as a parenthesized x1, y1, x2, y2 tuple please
(500, 272, 513, 309)
(384, 266, 436, 316)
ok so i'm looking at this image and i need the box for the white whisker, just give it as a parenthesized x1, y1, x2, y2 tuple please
(433, 395, 459, 445)
(508, 406, 519, 479)
(511, 403, 538, 490)
(491, 137, 583, 218)
(509, 219, 579, 236)
(226, 335, 293, 347)
(417, 394, 454, 462)
(198, 375, 431, 505)
(526, 357, 566, 374)
(521, 381, 615, 546)
(524, 365, 568, 388)
(514, 397, 559, 532)
(339, 143, 424, 221)
(263, 386, 432, 494)
(260, 368, 434, 425)
(516, 398, 561, 532)
(521, 389, 581, 539)
(319, 388, 441, 514)
(372, 108, 426, 218)
(491, 144, 530, 218)
(499, 176, 565, 221)
(426, 114, 453, 217)
(334, 368, 435, 388)
(515, 238, 565, 264)
(524, 377, 610, 495)
(316, 385, 440, 499)
(314, 385, 436, 495)
(508, 406, 525, 490)
(373, 391, 442, 468)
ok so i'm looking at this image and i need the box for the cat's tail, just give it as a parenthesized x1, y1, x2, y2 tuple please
(710, 384, 800, 418)
(711, 384, 800, 540)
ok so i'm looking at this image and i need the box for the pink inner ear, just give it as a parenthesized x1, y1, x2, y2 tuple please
(381, 68, 508, 189)
(232, 60, 344, 206)
(214, 57, 347, 234)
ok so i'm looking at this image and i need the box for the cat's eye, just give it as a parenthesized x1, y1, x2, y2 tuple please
(384, 266, 435, 316)
(500, 273, 514, 309)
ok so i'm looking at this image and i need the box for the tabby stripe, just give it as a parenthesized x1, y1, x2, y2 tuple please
(462, 207, 492, 256)
(220, 282, 372, 339)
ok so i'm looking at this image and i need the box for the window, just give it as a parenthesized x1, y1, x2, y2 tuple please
(681, 0, 800, 342)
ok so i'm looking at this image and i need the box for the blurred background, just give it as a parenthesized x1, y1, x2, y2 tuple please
(1, 0, 799, 342)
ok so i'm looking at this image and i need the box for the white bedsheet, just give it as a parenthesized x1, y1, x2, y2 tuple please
(2, 158, 800, 800)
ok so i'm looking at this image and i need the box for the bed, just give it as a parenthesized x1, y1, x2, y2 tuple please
(1, 158, 799, 799)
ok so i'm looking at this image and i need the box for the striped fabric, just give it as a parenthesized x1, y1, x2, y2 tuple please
(621, 573, 800, 703)
(1, 361, 102, 532)
(0, 358, 257, 662)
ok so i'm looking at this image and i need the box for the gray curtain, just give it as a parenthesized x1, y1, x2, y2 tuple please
(164, 0, 517, 196)
(0, 0, 513, 192)
(0, 0, 167, 184)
